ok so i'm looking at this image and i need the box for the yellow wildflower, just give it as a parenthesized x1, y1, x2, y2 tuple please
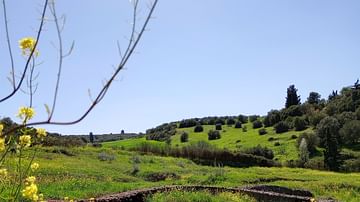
(19, 135, 31, 148)
(0, 168, 8, 178)
(19, 37, 39, 56)
(22, 183, 38, 201)
(0, 124, 3, 133)
(22, 176, 39, 201)
(25, 176, 36, 185)
(0, 138, 5, 152)
(17, 106, 35, 122)
(36, 128, 47, 139)
(31, 163, 39, 171)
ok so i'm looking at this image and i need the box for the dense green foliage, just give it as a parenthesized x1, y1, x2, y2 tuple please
(285, 85, 301, 108)
(208, 130, 221, 140)
(317, 117, 341, 171)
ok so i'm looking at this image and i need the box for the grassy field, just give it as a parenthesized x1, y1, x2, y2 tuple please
(2, 145, 360, 201)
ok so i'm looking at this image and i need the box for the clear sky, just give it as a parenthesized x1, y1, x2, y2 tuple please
(1, 0, 360, 135)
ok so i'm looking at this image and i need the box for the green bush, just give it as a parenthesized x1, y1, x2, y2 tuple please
(294, 117, 307, 131)
(215, 124, 222, 130)
(208, 130, 221, 140)
(234, 121, 242, 128)
(243, 145, 274, 159)
(180, 131, 189, 142)
(226, 118, 236, 125)
(194, 125, 204, 133)
(252, 120, 263, 129)
(274, 121, 289, 133)
(258, 128, 267, 135)
(98, 152, 115, 162)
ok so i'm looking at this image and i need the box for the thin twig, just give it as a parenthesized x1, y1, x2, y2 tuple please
(0, 0, 49, 103)
(2, 0, 16, 89)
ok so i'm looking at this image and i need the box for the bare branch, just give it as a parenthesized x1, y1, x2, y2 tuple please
(0, 0, 49, 103)
(2, 0, 159, 136)
(2, 0, 16, 89)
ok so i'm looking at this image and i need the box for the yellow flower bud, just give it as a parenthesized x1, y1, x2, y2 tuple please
(31, 163, 39, 171)
(19, 135, 32, 148)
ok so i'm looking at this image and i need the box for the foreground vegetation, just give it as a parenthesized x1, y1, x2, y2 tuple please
(2, 145, 360, 201)
(146, 190, 256, 202)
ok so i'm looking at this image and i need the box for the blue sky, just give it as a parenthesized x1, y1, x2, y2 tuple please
(1, 0, 360, 135)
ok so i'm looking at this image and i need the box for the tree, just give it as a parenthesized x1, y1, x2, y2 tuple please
(298, 138, 309, 167)
(296, 132, 319, 155)
(339, 120, 360, 145)
(307, 92, 321, 105)
(89, 132, 94, 144)
(180, 131, 189, 143)
(285, 85, 301, 108)
(317, 117, 341, 171)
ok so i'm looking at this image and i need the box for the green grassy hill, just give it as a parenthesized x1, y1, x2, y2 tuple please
(103, 123, 314, 162)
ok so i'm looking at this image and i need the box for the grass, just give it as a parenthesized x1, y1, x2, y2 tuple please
(2, 145, 360, 201)
(146, 190, 256, 202)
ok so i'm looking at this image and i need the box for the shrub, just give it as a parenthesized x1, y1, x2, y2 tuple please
(238, 114, 248, 123)
(294, 117, 307, 131)
(145, 172, 180, 182)
(274, 121, 289, 133)
(258, 128, 267, 135)
(234, 121, 242, 128)
(92, 143, 102, 147)
(98, 152, 115, 162)
(340, 159, 360, 172)
(263, 110, 281, 127)
(194, 125, 204, 133)
(244, 145, 274, 159)
(298, 138, 309, 167)
(296, 132, 319, 155)
(308, 112, 327, 127)
(242, 126, 247, 132)
(180, 131, 189, 142)
(179, 119, 197, 128)
(208, 130, 221, 140)
(226, 118, 236, 125)
(304, 158, 325, 170)
(215, 123, 222, 130)
(252, 120, 263, 129)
